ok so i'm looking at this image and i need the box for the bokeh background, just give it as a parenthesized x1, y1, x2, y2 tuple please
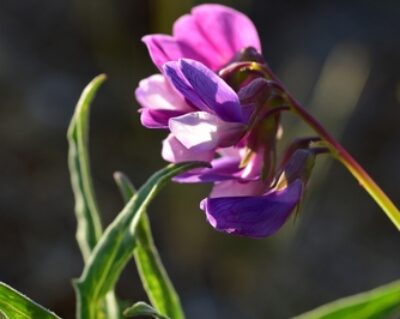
(1, 0, 400, 318)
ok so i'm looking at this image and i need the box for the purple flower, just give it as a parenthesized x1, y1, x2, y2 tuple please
(137, 58, 249, 163)
(202, 180, 303, 238)
(200, 149, 316, 238)
(135, 4, 321, 238)
(142, 4, 261, 71)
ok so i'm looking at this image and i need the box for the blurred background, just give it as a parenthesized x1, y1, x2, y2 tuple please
(1, 0, 400, 318)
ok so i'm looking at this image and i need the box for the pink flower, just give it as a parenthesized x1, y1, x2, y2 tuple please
(163, 59, 248, 162)
(142, 4, 261, 71)
(135, 4, 322, 238)
(135, 4, 264, 164)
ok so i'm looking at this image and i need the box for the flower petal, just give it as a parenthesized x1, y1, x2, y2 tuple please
(169, 111, 244, 151)
(142, 35, 184, 71)
(135, 74, 193, 128)
(173, 155, 242, 183)
(164, 59, 244, 122)
(173, 14, 223, 70)
(201, 180, 303, 238)
(240, 148, 265, 180)
(135, 74, 190, 111)
(161, 134, 214, 163)
(162, 61, 209, 112)
(209, 179, 266, 198)
(140, 108, 184, 129)
(173, 4, 261, 70)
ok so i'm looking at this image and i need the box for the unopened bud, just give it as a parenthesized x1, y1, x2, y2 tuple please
(275, 149, 316, 190)
(280, 137, 321, 168)
(238, 78, 274, 105)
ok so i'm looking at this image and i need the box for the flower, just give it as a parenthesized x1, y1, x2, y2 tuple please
(135, 4, 321, 238)
(142, 4, 261, 71)
(202, 180, 303, 238)
(193, 149, 315, 238)
(138, 58, 252, 163)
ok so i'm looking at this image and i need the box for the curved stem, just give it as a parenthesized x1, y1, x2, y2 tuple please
(254, 62, 400, 229)
(288, 95, 400, 229)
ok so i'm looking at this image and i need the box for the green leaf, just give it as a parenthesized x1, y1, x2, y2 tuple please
(75, 162, 208, 319)
(67, 74, 105, 262)
(0, 282, 61, 319)
(68, 75, 120, 319)
(293, 280, 400, 319)
(123, 302, 169, 319)
(114, 172, 184, 319)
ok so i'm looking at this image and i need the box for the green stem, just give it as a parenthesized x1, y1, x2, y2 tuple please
(249, 62, 400, 229)
(114, 172, 185, 319)
(258, 62, 400, 230)
(285, 94, 400, 229)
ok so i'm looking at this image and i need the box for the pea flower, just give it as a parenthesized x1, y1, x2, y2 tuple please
(135, 4, 400, 237)
(135, 4, 310, 238)
(135, 3, 263, 142)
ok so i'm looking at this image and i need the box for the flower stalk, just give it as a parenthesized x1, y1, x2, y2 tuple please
(250, 62, 400, 229)
(288, 94, 400, 230)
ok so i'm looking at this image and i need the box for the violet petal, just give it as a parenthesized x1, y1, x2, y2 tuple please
(173, 156, 242, 183)
(201, 180, 303, 238)
(209, 179, 266, 198)
(164, 59, 244, 123)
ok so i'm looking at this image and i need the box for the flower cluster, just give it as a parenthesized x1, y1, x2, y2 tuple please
(135, 4, 322, 238)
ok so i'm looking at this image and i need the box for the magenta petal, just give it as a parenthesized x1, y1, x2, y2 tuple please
(164, 59, 244, 122)
(143, 5, 261, 71)
(201, 180, 303, 238)
(173, 4, 261, 70)
(173, 14, 223, 70)
(140, 108, 185, 129)
(142, 35, 184, 71)
(192, 5, 261, 57)
(161, 134, 214, 163)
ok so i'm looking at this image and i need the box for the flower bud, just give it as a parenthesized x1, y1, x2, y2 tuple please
(238, 77, 274, 106)
(275, 149, 316, 190)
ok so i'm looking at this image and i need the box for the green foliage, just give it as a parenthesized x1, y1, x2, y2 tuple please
(75, 162, 207, 319)
(0, 282, 60, 319)
(294, 280, 400, 319)
(67, 74, 105, 263)
(114, 172, 184, 319)
(67, 74, 120, 319)
(123, 302, 169, 319)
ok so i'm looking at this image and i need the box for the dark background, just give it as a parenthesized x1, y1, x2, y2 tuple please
(1, 0, 400, 318)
